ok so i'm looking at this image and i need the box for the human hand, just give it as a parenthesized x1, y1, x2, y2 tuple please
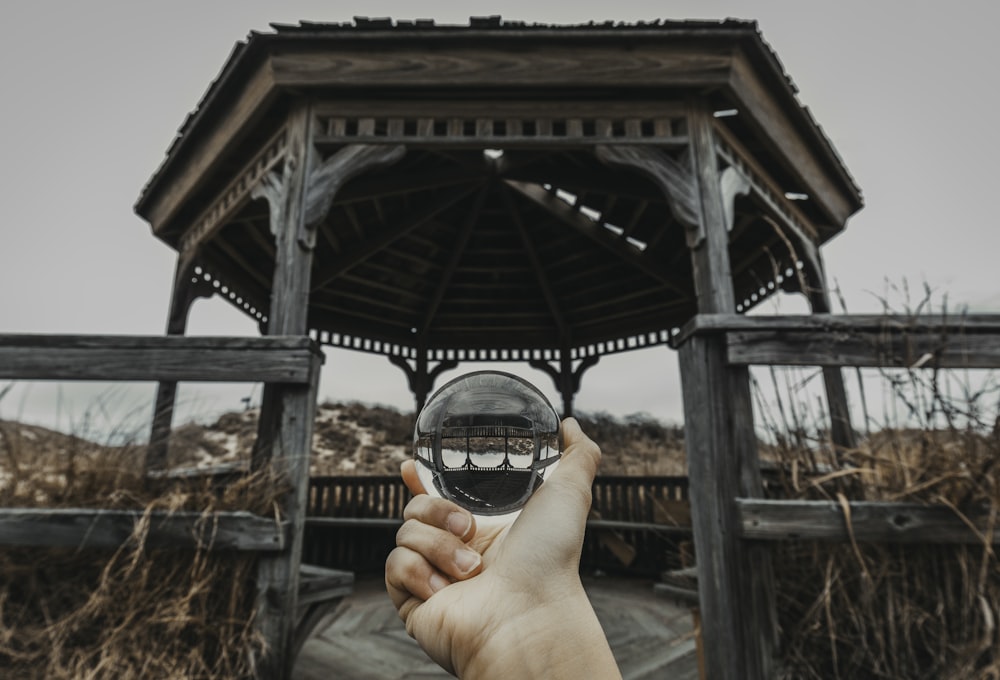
(385, 417, 621, 679)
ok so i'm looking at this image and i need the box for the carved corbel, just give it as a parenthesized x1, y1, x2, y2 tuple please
(250, 143, 406, 250)
(719, 166, 751, 233)
(595, 144, 703, 247)
(301, 143, 406, 249)
(251, 156, 296, 238)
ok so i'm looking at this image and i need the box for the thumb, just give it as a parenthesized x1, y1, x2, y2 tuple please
(516, 417, 600, 533)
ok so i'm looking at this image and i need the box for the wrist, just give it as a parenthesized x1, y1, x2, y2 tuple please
(458, 582, 621, 680)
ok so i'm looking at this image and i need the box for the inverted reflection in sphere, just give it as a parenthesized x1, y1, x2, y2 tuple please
(413, 371, 561, 521)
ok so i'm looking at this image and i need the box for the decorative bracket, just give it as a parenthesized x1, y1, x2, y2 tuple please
(301, 143, 406, 249)
(250, 143, 406, 250)
(251, 156, 297, 239)
(389, 354, 459, 413)
(529, 355, 600, 417)
(719, 166, 751, 233)
(595, 144, 703, 248)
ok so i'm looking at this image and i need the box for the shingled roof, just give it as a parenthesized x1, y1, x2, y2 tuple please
(136, 17, 860, 217)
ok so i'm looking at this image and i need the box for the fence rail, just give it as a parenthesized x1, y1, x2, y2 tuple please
(675, 313, 1000, 679)
(303, 474, 692, 574)
(0, 333, 325, 678)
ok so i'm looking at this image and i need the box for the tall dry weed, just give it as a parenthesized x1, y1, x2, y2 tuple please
(752, 294, 1000, 679)
(0, 420, 286, 678)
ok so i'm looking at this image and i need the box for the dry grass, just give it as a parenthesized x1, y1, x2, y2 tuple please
(756, 359, 1000, 678)
(0, 420, 286, 679)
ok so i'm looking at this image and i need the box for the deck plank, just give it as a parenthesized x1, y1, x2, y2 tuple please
(293, 575, 700, 680)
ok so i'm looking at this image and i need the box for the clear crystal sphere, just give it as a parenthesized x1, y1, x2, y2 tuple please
(413, 371, 561, 520)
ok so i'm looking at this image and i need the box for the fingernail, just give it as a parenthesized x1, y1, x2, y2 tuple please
(446, 512, 471, 538)
(429, 572, 449, 594)
(454, 548, 481, 574)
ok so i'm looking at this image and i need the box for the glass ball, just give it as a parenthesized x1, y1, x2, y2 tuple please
(413, 370, 561, 521)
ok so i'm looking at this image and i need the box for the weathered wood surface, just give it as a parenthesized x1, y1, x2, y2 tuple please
(271, 43, 735, 88)
(293, 575, 700, 680)
(0, 334, 321, 383)
(675, 313, 1000, 344)
(728, 329, 1000, 369)
(677, 103, 775, 680)
(253, 100, 327, 680)
(679, 336, 774, 679)
(0, 508, 287, 551)
(293, 564, 354, 660)
(739, 499, 1000, 544)
(148, 253, 218, 471)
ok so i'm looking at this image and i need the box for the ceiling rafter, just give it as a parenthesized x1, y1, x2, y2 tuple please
(504, 179, 691, 301)
(310, 183, 480, 292)
(501, 184, 567, 340)
(420, 183, 490, 334)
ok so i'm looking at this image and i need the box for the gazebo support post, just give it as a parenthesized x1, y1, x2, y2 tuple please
(146, 253, 213, 472)
(390, 351, 458, 414)
(677, 100, 776, 680)
(804, 256, 857, 451)
(250, 120, 409, 678)
(250, 102, 319, 680)
(529, 352, 599, 419)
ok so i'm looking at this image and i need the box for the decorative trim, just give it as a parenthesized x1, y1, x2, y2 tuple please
(179, 129, 288, 253)
(713, 128, 819, 242)
(595, 144, 702, 247)
(314, 115, 687, 147)
(308, 328, 677, 361)
(301, 144, 406, 248)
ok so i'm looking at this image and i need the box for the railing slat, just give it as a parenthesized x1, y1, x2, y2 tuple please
(738, 499, 1000, 544)
(0, 335, 320, 383)
(0, 508, 288, 551)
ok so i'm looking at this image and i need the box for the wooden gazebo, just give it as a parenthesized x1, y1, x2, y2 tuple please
(134, 17, 863, 678)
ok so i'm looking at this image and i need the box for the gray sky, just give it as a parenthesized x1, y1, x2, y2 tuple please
(1, 1, 998, 435)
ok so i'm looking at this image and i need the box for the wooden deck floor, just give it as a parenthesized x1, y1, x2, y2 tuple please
(293, 574, 701, 680)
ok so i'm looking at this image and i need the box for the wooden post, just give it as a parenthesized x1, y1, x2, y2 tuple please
(250, 101, 317, 680)
(805, 253, 857, 451)
(146, 253, 213, 472)
(679, 100, 776, 679)
(249, 107, 406, 677)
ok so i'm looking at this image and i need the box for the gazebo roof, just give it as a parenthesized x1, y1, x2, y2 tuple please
(135, 17, 862, 359)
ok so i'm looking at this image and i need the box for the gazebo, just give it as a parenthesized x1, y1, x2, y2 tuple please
(134, 17, 862, 678)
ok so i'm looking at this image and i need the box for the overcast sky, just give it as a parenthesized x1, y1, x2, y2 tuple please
(1, 1, 998, 435)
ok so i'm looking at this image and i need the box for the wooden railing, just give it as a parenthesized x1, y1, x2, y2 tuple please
(303, 474, 692, 575)
(0, 333, 329, 679)
(674, 313, 1000, 680)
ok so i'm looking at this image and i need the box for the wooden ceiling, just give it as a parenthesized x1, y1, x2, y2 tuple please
(196, 144, 801, 353)
(136, 18, 861, 360)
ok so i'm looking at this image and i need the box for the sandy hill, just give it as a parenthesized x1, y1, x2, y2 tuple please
(0, 402, 687, 479)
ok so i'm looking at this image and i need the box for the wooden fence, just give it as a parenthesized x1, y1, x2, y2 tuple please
(0, 333, 330, 679)
(304, 474, 692, 575)
(674, 313, 1000, 680)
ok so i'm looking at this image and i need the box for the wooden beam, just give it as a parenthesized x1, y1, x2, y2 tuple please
(420, 184, 489, 334)
(504, 179, 690, 298)
(138, 59, 278, 235)
(679, 333, 776, 680)
(727, 330, 1000, 369)
(0, 335, 320, 383)
(686, 100, 736, 314)
(674, 313, 1000, 347)
(728, 52, 860, 228)
(251, 102, 320, 680)
(738, 499, 1000, 544)
(271, 43, 734, 89)
(302, 143, 406, 246)
(310, 184, 479, 292)
(595, 144, 701, 245)
(0, 508, 287, 551)
(502, 184, 567, 339)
